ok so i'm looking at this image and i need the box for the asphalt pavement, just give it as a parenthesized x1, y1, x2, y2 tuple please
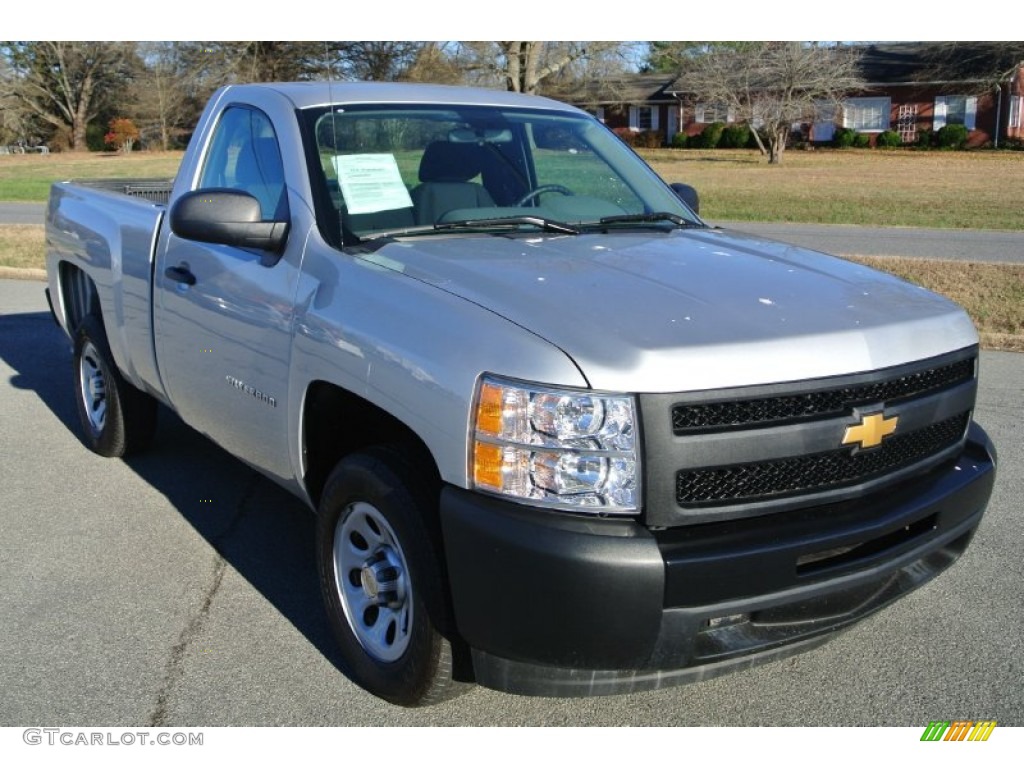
(0, 203, 44, 225)
(0, 278, 1021, 726)
(715, 221, 1024, 263)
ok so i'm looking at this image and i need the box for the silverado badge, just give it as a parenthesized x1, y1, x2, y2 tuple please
(843, 411, 899, 450)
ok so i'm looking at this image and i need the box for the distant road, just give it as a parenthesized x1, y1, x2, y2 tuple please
(0, 202, 44, 225)
(3, 203, 1021, 263)
(714, 221, 1024, 263)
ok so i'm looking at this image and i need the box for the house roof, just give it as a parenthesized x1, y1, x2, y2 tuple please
(855, 41, 1024, 85)
(546, 73, 679, 105)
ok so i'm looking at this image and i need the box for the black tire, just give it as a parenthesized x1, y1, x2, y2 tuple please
(316, 447, 464, 706)
(72, 314, 157, 457)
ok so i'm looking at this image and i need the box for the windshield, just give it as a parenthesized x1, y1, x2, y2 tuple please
(302, 103, 701, 246)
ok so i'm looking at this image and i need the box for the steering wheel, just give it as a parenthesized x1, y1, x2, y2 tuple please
(515, 184, 574, 206)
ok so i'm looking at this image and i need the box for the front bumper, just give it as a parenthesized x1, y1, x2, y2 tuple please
(439, 422, 996, 697)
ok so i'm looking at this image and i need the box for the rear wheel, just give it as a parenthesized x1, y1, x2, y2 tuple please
(316, 447, 464, 706)
(73, 315, 157, 457)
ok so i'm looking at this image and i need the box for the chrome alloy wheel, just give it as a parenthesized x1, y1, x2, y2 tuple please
(78, 340, 108, 435)
(333, 501, 413, 662)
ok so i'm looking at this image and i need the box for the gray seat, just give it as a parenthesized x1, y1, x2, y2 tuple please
(412, 141, 495, 224)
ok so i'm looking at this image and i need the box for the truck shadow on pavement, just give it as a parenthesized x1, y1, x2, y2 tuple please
(0, 310, 350, 680)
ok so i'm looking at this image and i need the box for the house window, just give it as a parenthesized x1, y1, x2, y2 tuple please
(628, 106, 659, 132)
(696, 103, 731, 124)
(843, 98, 890, 132)
(934, 95, 977, 130)
(638, 107, 654, 131)
(1010, 96, 1022, 129)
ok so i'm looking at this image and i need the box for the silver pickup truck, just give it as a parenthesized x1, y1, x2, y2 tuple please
(45, 82, 996, 706)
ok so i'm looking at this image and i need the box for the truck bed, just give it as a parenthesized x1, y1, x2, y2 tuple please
(46, 179, 170, 399)
(66, 178, 174, 206)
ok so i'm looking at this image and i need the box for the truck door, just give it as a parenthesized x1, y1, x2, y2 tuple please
(154, 105, 300, 484)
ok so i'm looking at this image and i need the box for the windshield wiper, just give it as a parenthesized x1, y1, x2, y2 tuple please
(357, 224, 439, 242)
(596, 212, 704, 229)
(353, 215, 579, 245)
(435, 216, 579, 235)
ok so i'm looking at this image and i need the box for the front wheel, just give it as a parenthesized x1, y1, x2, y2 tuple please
(316, 448, 464, 706)
(73, 315, 157, 457)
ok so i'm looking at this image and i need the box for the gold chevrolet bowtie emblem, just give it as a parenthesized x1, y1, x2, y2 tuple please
(843, 412, 899, 449)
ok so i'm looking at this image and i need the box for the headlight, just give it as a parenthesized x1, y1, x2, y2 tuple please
(471, 375, 640, 514)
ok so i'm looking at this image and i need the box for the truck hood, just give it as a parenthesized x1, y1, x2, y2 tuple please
(371, 227, 977, 392)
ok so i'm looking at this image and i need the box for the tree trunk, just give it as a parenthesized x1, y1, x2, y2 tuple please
(503, 42, 523, 92)
(767, 126, 789, 164)
(71, 68, 96, 151)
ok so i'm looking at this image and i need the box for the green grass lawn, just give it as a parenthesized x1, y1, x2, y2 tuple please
(6, 147, 1024, 230)
(0, 151, 183, 202)
(640, 147, 1024, 230)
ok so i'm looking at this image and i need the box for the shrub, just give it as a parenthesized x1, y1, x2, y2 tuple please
(671, 131, 689, 149)
(720, 124, 751, 149)
(936, 123, 969, 150)
(104, 118, 140, 153)
(612, 127, 636, 147)
(876, 130, 902, 149)
(695, 121, 726, 149)
(86, 123, 107, 152)
(634, 129, 662, 149)
(47, 126, 72, 153)
(853, 133, 871, 148)
(832, 127, 856, 148)
(915, 127, 934, 148)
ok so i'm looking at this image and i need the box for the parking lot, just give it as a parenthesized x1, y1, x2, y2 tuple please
(1, 277, 1021, 726)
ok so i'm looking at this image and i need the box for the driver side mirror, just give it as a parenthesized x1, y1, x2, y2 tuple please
(670, 183, 700, 215)
(170, 189, 289, 254)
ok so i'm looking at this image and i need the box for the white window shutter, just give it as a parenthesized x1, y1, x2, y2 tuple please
(727, 106, 736, 123)
(934, 97, 947, 129)
(965, 96, 977, 131)
(651, 108, 660, 131)
(695, 104, 705, 124)
(629, 106, 638, 130)
(596, 106, 605, 123)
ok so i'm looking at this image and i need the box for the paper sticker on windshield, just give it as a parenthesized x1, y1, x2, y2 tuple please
(332, 154, 413, 215)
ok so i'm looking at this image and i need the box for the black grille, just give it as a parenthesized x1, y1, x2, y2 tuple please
(675, 412, 970, 507)
(672, 358, 974, 435)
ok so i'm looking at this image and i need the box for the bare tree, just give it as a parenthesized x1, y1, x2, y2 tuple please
(128, 42, 203, 151)
(457, 42, 627, 95)
(335, 42, 425, 81)
(398, 42, 464, 84)
(674, 42, 864, 164)
(2, 41, 135, 151)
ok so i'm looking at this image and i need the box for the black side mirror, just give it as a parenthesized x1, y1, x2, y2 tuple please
(670, 183, 700, 215)
(170, 189, 289, 253)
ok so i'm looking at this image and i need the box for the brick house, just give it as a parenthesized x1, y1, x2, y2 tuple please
(566, 73, 683, 144)
(812, 43, 1024, 147)
(562, 43, 1024, 148)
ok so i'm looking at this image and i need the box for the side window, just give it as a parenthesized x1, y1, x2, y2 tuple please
(199, 106, 288, 221)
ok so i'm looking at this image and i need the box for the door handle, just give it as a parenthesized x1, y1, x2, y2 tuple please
(164, 264, 196, 286)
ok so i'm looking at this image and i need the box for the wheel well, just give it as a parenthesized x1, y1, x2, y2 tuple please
(302, 381, 440, 508)
(59, 262, 101, 332)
